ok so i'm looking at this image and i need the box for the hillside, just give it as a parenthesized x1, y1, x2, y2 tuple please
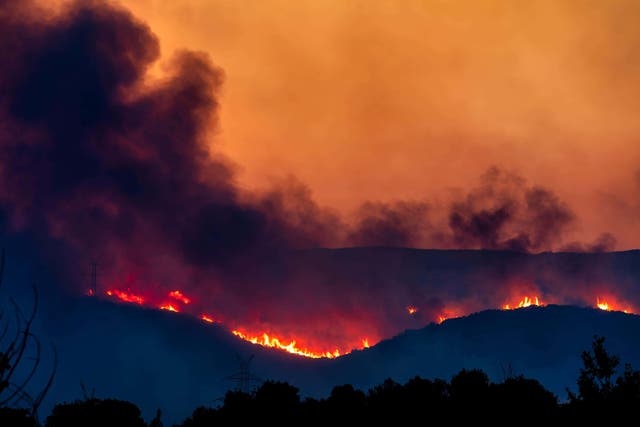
(30, 298, 640, 424)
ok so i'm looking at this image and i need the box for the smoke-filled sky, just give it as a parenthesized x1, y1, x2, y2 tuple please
(119, 0, 640, 249)
(2, 0, 640, 356)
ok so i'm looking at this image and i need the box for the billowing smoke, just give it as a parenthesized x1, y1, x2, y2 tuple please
(448, 167, 575, 252)
(0, 0, 627, 356)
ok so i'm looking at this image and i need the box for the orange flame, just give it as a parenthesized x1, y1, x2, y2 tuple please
(200, 314, 216, 323)
(596, 298, 609, 311)
(503, 296, 543, 310)
(168, 290, 191, 304)
(105, 289, 144, 305)
(99, 282, 640, 360)
(596, 297, 630, 314)
(160, 304, 179, 312)
(231, 330, 342, 359)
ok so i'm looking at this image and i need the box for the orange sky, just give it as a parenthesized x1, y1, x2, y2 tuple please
(82, 1, 640, 248)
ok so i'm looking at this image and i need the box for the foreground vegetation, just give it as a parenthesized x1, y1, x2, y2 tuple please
(2, 335, 640, 426)
(1, 251, 638, 425)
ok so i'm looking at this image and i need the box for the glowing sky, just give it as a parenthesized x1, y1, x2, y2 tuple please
(62, 0, 640, 248)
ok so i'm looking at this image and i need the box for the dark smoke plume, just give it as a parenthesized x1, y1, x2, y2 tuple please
(0, 0, 338, 283)
(348, 201, 432, 247)
(0, 0, 623, 356)
(448, 167, 576, 252)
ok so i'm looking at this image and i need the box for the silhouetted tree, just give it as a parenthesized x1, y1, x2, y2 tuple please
(175, 406, 219, 427)
(563, 335, 640, 423)
(574, 335, 619, 403)
(0, 249, 57, 424)
(325, 384, 366, 421)
(0, 407, 38, 427)
(491, 376, 557, 420)
(254, 380, 300, 414)
(449, 368, 490, 422)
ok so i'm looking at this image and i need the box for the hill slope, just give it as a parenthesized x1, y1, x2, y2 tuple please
(31, 299, 640, 424)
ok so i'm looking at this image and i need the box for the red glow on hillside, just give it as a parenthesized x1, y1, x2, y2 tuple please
(160, 304, 179, 312)
(503, 296, 544, 310)
(169, 290, 191, 304)
(99, 283, 640, 360)
(200, 314, 216, 323)
(105, 289, 144, 305)
(596, 297, 631, 314)
(231, 330, 342, 359)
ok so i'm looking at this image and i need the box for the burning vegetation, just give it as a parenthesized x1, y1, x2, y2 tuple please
(99, 285, 637, 359)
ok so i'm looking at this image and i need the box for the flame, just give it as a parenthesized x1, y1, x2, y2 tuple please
(99, 281, 640, 360)
(105, 289, 144, 305)
(168, 290, 191, 304)
(160, 304, 179, 312)
(596, 297, 630, 314)
(200, 314, 216, 323)
(596, 298, 609, 311)
(232, 330, 342, 359)
(503, 296, 543, 310)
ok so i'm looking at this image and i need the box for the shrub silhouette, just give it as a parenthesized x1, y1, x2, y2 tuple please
(0, 407, 38, 427)
(45, 398, 147, 427)
(491, 376, 557, 420)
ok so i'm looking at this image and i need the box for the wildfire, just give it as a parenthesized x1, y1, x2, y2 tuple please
(105, 289, 144, 305)
(98, 282, 640, 360)
(232, 330, 342, 359)
(503, 296, 543, 310)
(160, 304, 179, 312)
(168, 290, 191, 305)
(596, 297, 630, 314)
(200, 314, 216, 323)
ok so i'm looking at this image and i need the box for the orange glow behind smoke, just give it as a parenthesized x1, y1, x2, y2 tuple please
(407, 306, 417, 315)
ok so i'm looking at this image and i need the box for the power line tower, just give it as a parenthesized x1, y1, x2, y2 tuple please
(90, 262, 97, 296)
(84, 261, 102, 296)
(225, 354, 262, 393)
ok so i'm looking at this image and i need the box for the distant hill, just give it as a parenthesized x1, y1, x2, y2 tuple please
(5, 246, 640, 424)
(30, 298, 640, 425)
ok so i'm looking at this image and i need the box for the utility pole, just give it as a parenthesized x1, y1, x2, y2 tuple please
(90, 262, 97, 296)
(225, 354, 262, 393)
